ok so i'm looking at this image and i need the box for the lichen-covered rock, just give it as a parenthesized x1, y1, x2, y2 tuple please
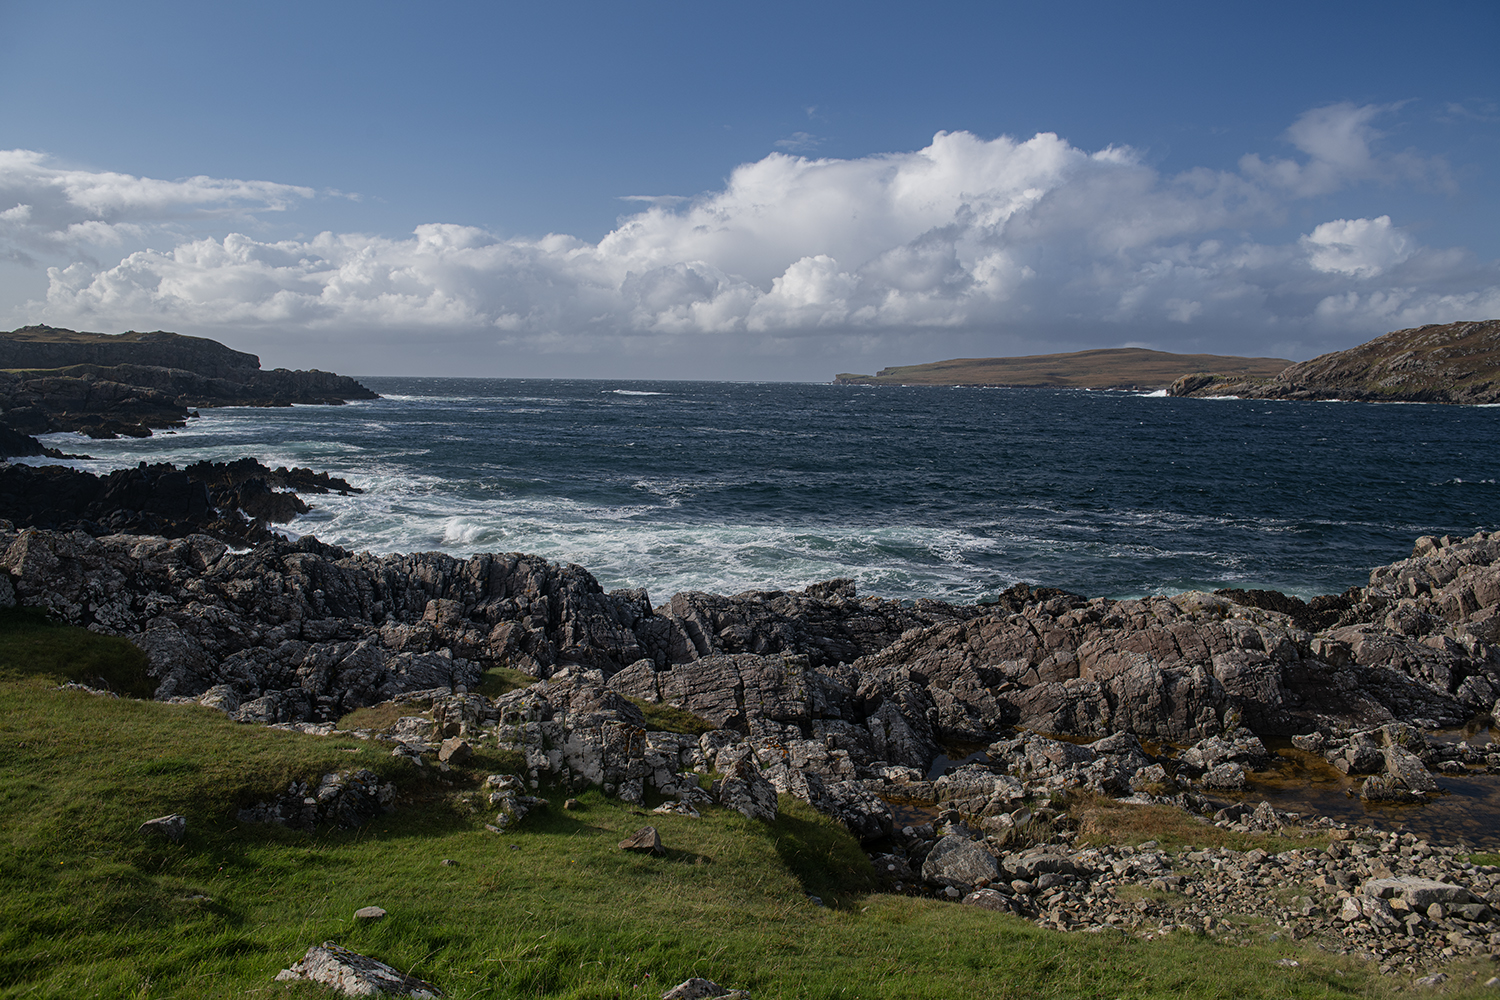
(718, 754, 778, 823)
(274, 941, 442, 997)
(921, 833, 1000, 891)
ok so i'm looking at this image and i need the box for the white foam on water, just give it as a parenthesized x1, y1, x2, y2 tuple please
(608, 390, 667, 396)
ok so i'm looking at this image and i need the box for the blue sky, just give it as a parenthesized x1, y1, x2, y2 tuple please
(1, 0, 1497, 378)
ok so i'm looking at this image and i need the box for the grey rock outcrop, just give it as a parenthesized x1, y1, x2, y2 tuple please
(237, 769, 394, 830)
(921, 833, 1001, 891)
(718, 755, 778, 823)
(3, 525, 1498, 790)
(274, 941, 442, 997)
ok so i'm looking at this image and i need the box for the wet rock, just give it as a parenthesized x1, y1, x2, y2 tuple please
(274, 941, 442, 997)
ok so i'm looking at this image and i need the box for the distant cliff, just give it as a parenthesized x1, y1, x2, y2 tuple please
(835, 347, 1291, 390)
(1168, 320, 1500, 404)
(0, 326, 378, 443)
(0, 326, 260, 378)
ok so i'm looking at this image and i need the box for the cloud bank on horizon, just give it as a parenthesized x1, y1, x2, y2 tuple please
(4, 103, 1497, 376)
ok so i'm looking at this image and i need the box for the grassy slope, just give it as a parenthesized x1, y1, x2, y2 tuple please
(835, 348, 1291, 389)
(1, 617, 1488, 998)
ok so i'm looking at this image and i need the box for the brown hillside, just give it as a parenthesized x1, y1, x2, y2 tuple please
(1168, 320, 1500, 404)
(834, 347, 1291, 389)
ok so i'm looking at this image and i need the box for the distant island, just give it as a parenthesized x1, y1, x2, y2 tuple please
(1167, 319, 1500, 404)
(834, 347, 1291, 389)
(838, 319, 1500, 404)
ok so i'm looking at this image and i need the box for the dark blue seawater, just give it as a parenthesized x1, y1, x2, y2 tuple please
(25, 379, 1500, 604)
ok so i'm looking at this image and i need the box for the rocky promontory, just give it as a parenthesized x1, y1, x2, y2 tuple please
(0, 325, 377, 440)
(0, 457, 360, 546)
(1168, 319, 1500, 404)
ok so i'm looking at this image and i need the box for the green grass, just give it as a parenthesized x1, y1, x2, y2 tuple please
(0, 622, 1474, 998)
(476, 667, 536, 699)
(627, 697, 720, 736)
(0, 607, 154, 697)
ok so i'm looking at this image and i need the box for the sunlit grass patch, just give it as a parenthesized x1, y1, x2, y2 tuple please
(628, 696, 720, 735)
(1070, 792, 1328, 854)
(0, 665, 1408, 999)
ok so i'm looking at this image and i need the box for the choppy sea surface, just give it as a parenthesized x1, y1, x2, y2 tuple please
(25, 378, 1500, 605)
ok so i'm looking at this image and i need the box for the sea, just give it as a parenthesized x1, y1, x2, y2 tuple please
(23, 378, 1500, 605)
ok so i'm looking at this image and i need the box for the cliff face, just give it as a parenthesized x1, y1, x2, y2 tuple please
(1169, 320, 1500, 403)
(0, 326, 377, 443)
(0, 326, 260, 379)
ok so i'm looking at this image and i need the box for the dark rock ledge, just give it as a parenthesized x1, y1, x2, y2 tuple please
(0, 324, 377, 441)
(0, 457, 360, 547)
(10, 526, 1500, 978)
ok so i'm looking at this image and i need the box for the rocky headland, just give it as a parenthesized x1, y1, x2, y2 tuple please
(0, 325, 377, 441)
(1168, 319, 1500, 404)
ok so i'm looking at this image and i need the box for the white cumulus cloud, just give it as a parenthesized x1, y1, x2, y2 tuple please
(0, 149, 314, 265)
(6, 103, 1498, 373)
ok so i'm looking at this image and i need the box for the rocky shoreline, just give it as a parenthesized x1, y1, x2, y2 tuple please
(6, 524, 1499, 979)
(0, 457, 361, 547)
(1168, 319, 1500, 404)
(0, 325, 377, 441)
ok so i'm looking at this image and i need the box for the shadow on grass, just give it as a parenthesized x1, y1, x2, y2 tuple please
(0, 607, 154, 697)
(769, 797, 877, 909)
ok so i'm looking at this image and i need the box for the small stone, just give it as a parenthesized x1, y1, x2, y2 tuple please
(440, 859, 458, 866)
(1415, 972, 1449, 987)
(138, 813, 186, 843)
(354, 906, 387, 921)
(1274, 959, 1300, 967)
(437, 738, 472, 765)
(619, 826, 664, 856)
(564, 798, 581, 810)
(660, 977, 730, 999)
